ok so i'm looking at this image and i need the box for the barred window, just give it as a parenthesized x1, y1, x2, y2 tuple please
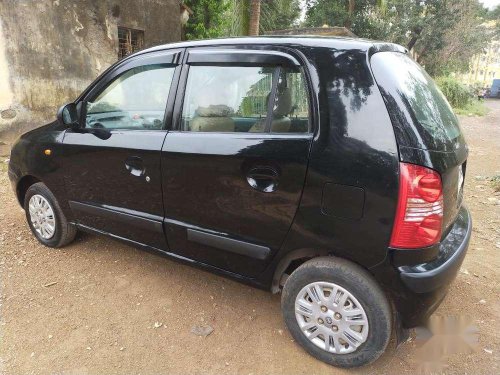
(118, 27, 144, 59)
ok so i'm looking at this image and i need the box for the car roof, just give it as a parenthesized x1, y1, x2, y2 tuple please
(130, 36, 406, 58)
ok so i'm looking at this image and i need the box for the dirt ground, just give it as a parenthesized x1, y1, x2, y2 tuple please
(0, 100, 499, 375)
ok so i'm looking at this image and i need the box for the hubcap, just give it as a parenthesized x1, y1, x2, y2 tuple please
(28, 194, 56, 240)
(295, 281, 369, 354)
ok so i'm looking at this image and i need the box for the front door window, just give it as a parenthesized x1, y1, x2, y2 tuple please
(86, 65, 175, 130)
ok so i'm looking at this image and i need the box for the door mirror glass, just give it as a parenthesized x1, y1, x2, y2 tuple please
(57, 103, 79, 127)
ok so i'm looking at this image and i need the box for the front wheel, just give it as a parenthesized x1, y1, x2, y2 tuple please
(24, 182, 77, 248)
(281, 257, 392, 368)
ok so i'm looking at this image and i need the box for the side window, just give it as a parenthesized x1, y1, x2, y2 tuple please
(181, 64, 310, 133)
(86, 64, 175, 130)
(181, 66, 274, 132)
(272, 67, 310, 133)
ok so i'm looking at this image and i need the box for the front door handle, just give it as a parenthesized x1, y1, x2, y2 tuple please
(246, 166, 279, 192)
(125, 156, 145, 177)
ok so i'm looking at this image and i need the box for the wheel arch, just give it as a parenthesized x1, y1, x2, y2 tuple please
(16, 175, 42, 207)
(271, 248, 382, 294)
(271, 247, 331, 293)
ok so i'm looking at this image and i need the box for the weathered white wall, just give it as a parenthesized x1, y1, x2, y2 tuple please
(0, 0, 182, 137)
(0, 19, 14, 118)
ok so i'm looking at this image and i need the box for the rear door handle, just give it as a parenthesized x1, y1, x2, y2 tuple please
(246, 166, 279, 192)
(125, 156, 145, 177)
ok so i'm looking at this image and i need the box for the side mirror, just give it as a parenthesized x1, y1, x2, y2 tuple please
(57, 103, 79, 128)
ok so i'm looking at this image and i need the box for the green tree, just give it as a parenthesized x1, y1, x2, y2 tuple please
(304, 0, 492, 76)
(304, 0, 389, 38)
(380, 0, 491, 76)
(260, 0, 302, 33)
(226, 0, 301, 36)
(484, 5, 500, 36)
(183, 0, 230, 40)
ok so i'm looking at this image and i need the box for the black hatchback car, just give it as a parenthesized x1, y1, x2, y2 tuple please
(8, 37, 471, 368)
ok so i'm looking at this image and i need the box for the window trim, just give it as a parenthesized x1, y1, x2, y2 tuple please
(171, 48, 313, 135)
(187, 49, 300, 67)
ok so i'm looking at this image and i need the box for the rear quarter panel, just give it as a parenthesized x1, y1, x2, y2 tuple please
(260, 46, 400, 285)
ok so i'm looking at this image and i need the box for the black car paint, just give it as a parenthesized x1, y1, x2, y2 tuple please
(8, 37, 471, 328)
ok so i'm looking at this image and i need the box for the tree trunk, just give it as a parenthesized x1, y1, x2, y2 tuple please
(203, 3, 210, 30)
(407, 0, 422, 51)
(348, 0, 355, 15)
(345, 0, 355, 28)
(248, 0, 261, 36)
(407, 27, 422, 51)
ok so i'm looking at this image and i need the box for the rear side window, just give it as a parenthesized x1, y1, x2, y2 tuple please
(181, 65, 309, 133)
(182, 66, 273, 132)
(371, 52, 461, 146)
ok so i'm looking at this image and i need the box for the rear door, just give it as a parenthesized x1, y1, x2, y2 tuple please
(161, 48, 313, 277)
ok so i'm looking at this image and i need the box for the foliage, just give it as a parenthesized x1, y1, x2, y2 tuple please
(183, 0, 230, 40)
(260, 0, 302, 33)
(435, 76, 487, 117)
(304, 0, 493, 77)
(435, 76, 472, 108)
(484, 5, 500, 37)
(225, 0, 251, 36)
(304, 0, 388, 37)
(453, 99, 489, 116)
(225, 0, 301, 36)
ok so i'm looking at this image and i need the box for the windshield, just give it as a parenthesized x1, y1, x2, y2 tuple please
(371, 52, 461, 149)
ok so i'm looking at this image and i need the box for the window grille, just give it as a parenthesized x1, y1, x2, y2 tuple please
(118, 27, 144, 59)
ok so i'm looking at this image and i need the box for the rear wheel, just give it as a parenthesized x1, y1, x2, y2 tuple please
(24, 182, 77, 248)
(281, 257, 392, 368)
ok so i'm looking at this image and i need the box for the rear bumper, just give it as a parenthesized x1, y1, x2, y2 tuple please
(399, 206, 471, 293)
(371, 205, 472, 328)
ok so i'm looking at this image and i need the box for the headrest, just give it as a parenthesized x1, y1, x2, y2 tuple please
(195, 104, 234, 117)
(273, 88, 292, 118)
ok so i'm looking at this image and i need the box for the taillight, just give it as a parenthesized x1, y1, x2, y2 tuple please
(390, 163, 443, 249)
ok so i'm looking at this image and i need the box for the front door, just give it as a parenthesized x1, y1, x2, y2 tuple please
(62, 50, 182, 249)
(161, 48, 313, 277)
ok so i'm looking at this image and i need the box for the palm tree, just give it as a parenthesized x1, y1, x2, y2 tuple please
(226, 0, 265, 36)
(249, 0, 261, 36)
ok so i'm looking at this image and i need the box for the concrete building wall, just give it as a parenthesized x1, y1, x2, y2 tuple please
(0, 0, 181, 136)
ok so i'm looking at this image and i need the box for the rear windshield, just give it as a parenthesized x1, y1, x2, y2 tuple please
(371, 52, 461, 147)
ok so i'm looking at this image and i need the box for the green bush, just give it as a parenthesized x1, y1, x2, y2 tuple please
(435, 76, 472, 109)
(453, 99, 490, 117)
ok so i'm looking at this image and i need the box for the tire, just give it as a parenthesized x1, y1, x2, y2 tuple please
(24, 182, 77, 248)
(281, 256, 392, 368)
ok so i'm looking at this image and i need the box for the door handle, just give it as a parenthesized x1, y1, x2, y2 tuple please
(246, 166, 279, 192)
(125, 156, 146, 177)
